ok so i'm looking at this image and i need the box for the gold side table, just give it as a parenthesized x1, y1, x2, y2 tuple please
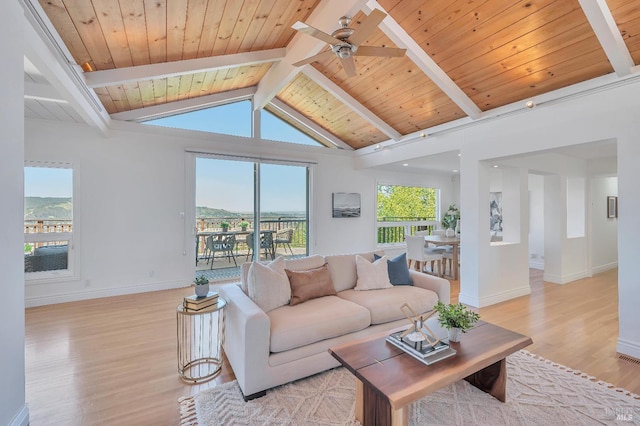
(176, 298, 226, 383)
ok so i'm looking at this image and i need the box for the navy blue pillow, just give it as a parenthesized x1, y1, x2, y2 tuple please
(374, 252, 413, 286)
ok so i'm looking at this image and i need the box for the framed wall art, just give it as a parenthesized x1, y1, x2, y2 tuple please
(332, 192, 361, 218)
(607, 196, 617, 218)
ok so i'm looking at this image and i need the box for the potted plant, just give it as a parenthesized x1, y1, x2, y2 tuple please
(194, 274, 210, 297)
(239, 220, 249, 231)
(220, 221, 230, 232)
(442, 204, 460, 237)
(433, 301, 480, 342)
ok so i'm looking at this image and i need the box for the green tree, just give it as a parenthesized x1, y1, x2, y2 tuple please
(377, 185, 437, 221)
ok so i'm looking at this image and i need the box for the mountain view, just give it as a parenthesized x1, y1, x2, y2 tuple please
(24, 197, 72, 220)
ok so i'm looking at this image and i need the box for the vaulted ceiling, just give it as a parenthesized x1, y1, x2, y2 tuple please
(24, 0, 640, 150)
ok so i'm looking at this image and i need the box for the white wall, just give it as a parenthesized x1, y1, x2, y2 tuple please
(590, 176, 618, 273)
(528, 174, 544, 269)
(24, 119, 455, 306)
(1, 3, 28, 425)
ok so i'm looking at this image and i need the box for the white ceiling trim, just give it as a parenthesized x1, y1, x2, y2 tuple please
(24, 81, 68, 103)
(84, 48, 286, 88)
(110, 87, 256, 122)
(269, 98, 353, 150)
(22, 1, 110, 134)
(364, 0, 482, 120)
(578, 0, 635, 77)
(302, 65, 401, 140)
(252, 0, 368, 110)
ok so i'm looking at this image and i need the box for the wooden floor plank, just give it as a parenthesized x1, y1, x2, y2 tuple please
(25, 268, 639, 425)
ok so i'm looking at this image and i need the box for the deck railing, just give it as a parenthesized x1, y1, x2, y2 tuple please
(376, 218, 439, 244)
(196, 216, 307, 247)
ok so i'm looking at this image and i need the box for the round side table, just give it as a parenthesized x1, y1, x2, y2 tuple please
(176, 298, 226, 383)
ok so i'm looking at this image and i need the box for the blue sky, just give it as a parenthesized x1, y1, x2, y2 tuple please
(24, 167, 72, 197)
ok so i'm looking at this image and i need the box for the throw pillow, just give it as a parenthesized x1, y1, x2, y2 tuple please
(354, 255, 393, 291)
(286, 263, 336, 306)
(374, 252, 413, 286)
(247, 257, 290, 312)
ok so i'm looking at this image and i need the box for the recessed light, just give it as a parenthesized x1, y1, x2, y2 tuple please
(492, 165, 499, 168)
(453, 169, 459, 173)
(403, 163, 409, 167)
(525, 100, 535, 109)
(457, 153, 461, 157)
(420, 132, 426, 138)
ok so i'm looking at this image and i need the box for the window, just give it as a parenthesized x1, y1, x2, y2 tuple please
(260, 109, 323, 147)
(376, 184, 438, 245)
(24, 164, 74, 278)
(143, 100, 252, 138)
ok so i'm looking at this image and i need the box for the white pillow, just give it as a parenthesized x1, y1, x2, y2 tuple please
(354, 255, 393, 291)
(247, 257, 290, 312)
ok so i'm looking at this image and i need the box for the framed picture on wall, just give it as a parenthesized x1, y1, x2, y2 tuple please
(332, 192, 361, 218)
(607, 196, 618, 218)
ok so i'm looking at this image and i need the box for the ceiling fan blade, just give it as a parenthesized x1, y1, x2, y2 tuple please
(355, 46, 406, 57)
(340, 56, 357, 78)
(348, 9, 387, 46)
(292, 21, 343, 45)
(292, 50, 335, 67)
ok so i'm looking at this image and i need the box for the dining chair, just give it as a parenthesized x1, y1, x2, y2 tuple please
(260, 231, 275, 260)
(206, 234, 237, 268)
(405, 234, 442, 277)
(274, 228, 294, 256)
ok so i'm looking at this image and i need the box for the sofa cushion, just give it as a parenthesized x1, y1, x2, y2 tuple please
(374, 252, 413, 286)
(268, 296, 371, 353)
(325, 252, 376, 292)
(354, 255, 393, 291)
(338, 286, 439, 325)
(284, 254, 325, 272)
(287, 264, 336, 306)
(247, 257, 291, 312)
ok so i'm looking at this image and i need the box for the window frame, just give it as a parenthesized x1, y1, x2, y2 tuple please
(24, 161, 78, 283)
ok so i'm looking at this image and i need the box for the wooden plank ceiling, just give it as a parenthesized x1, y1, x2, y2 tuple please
(36, 0, 640, 150)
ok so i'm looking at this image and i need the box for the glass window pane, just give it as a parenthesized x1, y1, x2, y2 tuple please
(261, 109, 323, 147)
(144, 100, 251, 138)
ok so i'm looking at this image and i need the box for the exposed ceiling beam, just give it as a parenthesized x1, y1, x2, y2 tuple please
(22, 0, 110, 134)
(24, 81, 68, 103)
(302, 65, 401, 140)
(578, 0, 635, 77)
(253, 0, 368, 110)
(84, 48, 286, 88)
(269, 98, 353, 150)
(364, 0, 482, 120)
(110, 87, 257, 122)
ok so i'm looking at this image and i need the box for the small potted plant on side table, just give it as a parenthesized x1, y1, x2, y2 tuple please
(434, 301, 480, 342)
(194, 274, 210, 297)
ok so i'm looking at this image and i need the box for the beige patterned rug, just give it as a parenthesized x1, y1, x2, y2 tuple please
(179, 351, 640, 425)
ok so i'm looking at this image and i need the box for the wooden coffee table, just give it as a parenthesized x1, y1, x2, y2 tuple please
(329, 321, 532, 426)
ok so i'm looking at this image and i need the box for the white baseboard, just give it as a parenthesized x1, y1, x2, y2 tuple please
(25, 280, 189, 308)
(592, 261, 618, 275)
(9, 405, 29, 426)
(543, 270, 589, 285)
(459, 285, 531, 308)
(617, 338, 640, 360)
(528, 260, 544, 270)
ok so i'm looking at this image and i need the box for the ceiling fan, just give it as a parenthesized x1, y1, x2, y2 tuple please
(291, 9, 406, 78)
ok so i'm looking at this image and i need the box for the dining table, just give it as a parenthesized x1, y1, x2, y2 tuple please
(423, 235, 461, 280)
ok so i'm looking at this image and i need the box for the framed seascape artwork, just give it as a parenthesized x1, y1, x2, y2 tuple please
(607, 196, 618, 218)
(332, 192, 361, 218)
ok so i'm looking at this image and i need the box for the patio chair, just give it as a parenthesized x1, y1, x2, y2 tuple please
(205, 234, 237, 268)
(274, 228, 294, 256)
(244, 231, 275, 261)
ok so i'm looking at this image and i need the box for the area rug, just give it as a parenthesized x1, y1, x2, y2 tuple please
(178, 351, 640, 425)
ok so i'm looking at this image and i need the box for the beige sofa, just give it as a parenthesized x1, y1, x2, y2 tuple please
(219, 252, 450, 400)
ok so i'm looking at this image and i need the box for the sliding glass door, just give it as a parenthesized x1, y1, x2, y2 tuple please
(195, 156, 309, 281)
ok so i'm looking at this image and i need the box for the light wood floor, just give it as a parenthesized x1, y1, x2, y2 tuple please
(25, 268, 639, 425)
